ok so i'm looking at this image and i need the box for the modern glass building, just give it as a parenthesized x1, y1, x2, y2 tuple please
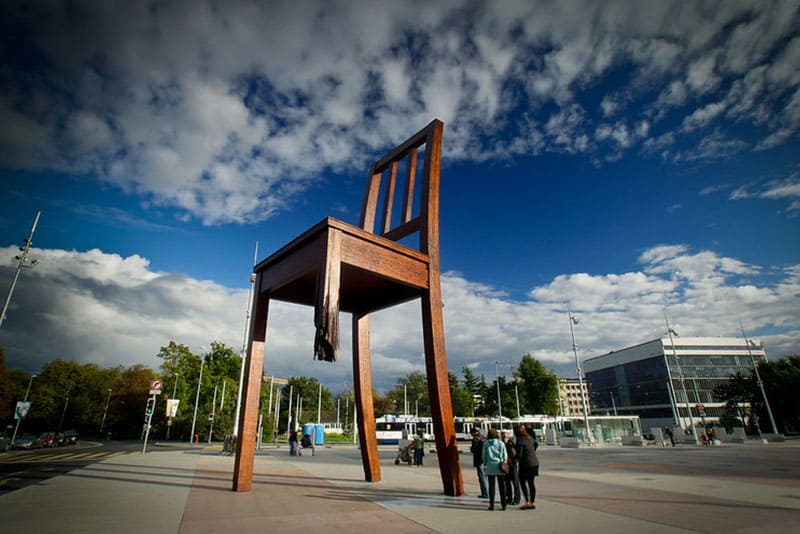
(583, 337, 767, 432)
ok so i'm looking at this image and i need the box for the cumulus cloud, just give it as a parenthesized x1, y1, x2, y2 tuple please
(0, 0, 798, 224)
(2, 244, 798, 391)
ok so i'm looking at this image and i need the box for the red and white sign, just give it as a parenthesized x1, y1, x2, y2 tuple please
(150, 379, 163, 390)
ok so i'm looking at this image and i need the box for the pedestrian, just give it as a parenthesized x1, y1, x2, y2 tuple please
(501, 430, 520, 505)
(663, 426, 675, 447)
(470, 427, 489, 499)
(514, 425, 539, 510)
(413, 431, 424, 467)
(288, 429, 298, 456)
(482, 428, 508, 511)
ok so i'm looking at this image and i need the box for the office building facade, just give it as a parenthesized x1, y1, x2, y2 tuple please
(558, 377, 591, 417)
(583, 337, 766, 431)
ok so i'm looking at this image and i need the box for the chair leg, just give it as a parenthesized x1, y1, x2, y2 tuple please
(352, 312, 380, 482)
(421, 289, 465, 497)
(233, 292, 269, 492)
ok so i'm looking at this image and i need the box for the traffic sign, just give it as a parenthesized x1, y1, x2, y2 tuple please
(150, 379, 163, 390)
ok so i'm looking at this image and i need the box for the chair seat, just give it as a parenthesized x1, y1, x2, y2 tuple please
(256, 217, 431, 315)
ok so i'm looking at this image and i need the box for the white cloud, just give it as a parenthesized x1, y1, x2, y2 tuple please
(2, 244, 798, 391)
(0, 0, 798, 223)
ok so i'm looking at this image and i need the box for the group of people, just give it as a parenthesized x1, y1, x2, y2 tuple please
(470, 426, 539, 511)
(288, 430, 313, 456)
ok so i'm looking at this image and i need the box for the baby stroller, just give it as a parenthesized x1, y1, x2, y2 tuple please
(394, 437, 414, 465)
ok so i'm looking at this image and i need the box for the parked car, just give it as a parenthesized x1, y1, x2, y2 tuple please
(37, 431, 59, 448)
(12, 434, 39, 449)
(61, 429, 79, 446)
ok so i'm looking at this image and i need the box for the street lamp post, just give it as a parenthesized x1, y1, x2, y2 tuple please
(569, 311, 594, 445)
(1, 211, 41, 330)
(740, 324, 778, 435)
(166, 373, 179, 440)
(100, 388, 113, 434)
(58, 395, 70, 432)
(233, 242, 259, 439)
(664, 313, 695, 439)
(190, 353, 205, 444)
(10, 374, 36, 444)
(495, 361, 503, 428)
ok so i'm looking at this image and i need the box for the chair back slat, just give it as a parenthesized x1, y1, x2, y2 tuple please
(380, 161, 398, 235)
(360, 119, 443, 255)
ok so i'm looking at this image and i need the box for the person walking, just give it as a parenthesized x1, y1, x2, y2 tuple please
(470, 428, 489, 498)
(514, 425, 539, 510)
(288, 429, 298, 456)
(413, 431, 424, 467)
(482, 428, 508, 511)
(501, 430, 520, 505)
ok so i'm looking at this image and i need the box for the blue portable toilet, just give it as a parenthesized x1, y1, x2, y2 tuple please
(314, 424, 325, 445)
(302, 423, 315, 440)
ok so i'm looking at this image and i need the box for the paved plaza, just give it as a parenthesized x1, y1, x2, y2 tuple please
(1, 440, 798, 533)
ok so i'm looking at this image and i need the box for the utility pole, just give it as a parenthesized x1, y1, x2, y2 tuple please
(1, 211, 41, 329)
(740, 323, 778, 435)
(569, 310, 594, 445)
(190, 354, 205, 443)
(10, 374, 36, 444)
(665, 312, 695, 440)
(100, 388, 113, 434)
(233, 242, 259, 438)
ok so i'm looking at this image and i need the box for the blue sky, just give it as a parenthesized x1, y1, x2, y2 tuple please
(1, 0, 799, 393)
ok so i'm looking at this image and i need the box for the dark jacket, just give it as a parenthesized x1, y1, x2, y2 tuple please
(515, 435, 539, 468)
(470, 433, 485, 467)
(504, 438, 517, 464)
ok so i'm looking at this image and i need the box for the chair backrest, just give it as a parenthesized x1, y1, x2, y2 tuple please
(359, 119, 443, 256)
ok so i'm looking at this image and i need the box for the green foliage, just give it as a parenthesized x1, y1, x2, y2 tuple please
(515, 354, 560, 415)
(714, 355, 800, 435)
(449, 371, 473, 416)
(386, 371, 428, 415)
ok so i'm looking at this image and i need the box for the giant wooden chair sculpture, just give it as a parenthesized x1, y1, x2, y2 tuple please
(233, 119, 464, 496)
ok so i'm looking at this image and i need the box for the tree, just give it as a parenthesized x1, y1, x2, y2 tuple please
(461, 366, 481, 416)
(515, 354, 559, 415)
(386, 371, 429, 415)
(280, 376, 334, 430)
(713, 371, 751, 430)
(758, 355, 800, 434)
(448, 372, 472, 416)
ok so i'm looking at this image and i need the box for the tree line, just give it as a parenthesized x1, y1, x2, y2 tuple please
(3, 340, 797, 441)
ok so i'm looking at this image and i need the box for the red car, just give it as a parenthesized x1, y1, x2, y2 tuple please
(37, 432, 58, 448)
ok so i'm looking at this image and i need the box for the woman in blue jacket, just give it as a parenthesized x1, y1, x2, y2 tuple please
(482, 428, 508, 510)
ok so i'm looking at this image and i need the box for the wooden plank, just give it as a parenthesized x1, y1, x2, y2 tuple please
(233, 286, 269, 491)
(313, 229, 341, 362)
(360, 167, 382, 233)
(353, 313, 380, 482)
(402, 147, 417, 224)
(380, 161, 398, 235)
(339, 234, 428, 289)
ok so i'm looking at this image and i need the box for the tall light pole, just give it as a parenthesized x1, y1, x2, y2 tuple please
(166, 373, 179, 440)
(233, 242, 259, 438)
(100, 388, 113, 434)
(190, 350, 205, 444)
(58, 395, 70, 432)
(495, 361, 503, 427)
(664, 312, 695, 438)
(740, 323, 778, 435)
(569, 311, 594, 444)
(1, 211, 41, 329)
(11, 374, 36, 443)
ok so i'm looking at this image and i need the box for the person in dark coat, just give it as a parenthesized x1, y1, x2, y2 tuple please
(470, 427, 489, 498)
(514, 425, 540, 509)
(502, 430, 520, 505)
